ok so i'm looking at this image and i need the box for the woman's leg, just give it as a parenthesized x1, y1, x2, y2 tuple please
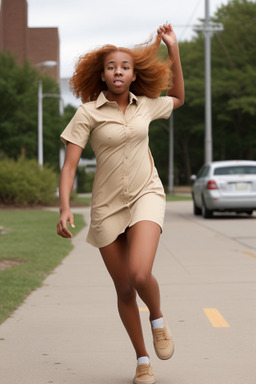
(100, 233, 149, 359)
(127, 221, 175, 361)
(126, 221, 163, 321)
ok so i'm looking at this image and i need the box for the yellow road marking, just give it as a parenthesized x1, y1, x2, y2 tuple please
(203, 308, 230, 328)
(139, 307, 149, 312)
(241, 251, 256, 259)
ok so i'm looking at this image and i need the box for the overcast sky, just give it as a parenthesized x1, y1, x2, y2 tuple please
(27, 0, 229, 79)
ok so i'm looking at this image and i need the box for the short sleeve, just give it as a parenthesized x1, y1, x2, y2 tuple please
(145, 96, 173, 121)
(60, 105, 92, 148)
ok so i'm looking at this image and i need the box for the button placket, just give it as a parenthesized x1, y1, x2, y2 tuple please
(123, 122, 130, 205)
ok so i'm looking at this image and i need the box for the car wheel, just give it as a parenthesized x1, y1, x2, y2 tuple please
(193, 196, 202, 215)
(202, 197, 213, 218)
(246, 210, 253, 216)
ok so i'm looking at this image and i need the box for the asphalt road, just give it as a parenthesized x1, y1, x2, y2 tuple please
(0, 201, 255, 384)
(157, 201, 256, 384)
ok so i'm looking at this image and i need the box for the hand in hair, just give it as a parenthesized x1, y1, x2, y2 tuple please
(158, 24, 184, 108)
(157, 24, 178, 48)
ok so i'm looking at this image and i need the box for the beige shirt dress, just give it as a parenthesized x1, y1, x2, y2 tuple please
(60, 91, 173, 248)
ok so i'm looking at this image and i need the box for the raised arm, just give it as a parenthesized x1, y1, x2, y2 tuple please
(157, 24, 185, 110)
(57, 142, 83, 238)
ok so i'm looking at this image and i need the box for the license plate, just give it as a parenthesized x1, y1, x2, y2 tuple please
(235, 183, 249, 191)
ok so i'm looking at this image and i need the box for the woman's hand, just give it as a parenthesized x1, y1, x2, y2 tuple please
(157, 23, 178, 47)
(158, 23, 184, 109)
(57, 142, 82, 239)
(57, 208, 75, 238)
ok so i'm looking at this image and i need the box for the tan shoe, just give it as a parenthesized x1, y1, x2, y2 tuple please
(152, 318, 175, 360)
(133, 363, 155, 384)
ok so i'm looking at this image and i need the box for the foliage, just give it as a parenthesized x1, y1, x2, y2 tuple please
(0, 157, 57, 205)
(149, 119, 169, 186)
(0, 52, 62, 171)
(149, 0, 256, 185)
(1, 1, 255, 186)
(0, 210, 85, 323)
(76, 167, 95, 193)
(211, 0, 256, 160)
(150, 37, 205, 185)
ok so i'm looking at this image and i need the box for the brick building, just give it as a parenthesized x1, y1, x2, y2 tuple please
(0, 0, 60, 82)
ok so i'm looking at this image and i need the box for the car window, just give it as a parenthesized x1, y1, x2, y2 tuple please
(197, 165, 210, 178)
(214, 166, 256, 175)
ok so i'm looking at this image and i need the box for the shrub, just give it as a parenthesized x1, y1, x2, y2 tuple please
(76, 167, 94, 193)
(0, 157, 57, 205)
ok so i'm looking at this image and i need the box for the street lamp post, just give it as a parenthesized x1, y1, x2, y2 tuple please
(37, 80, 63, 167)
(38, 79, 43, 166)
(36, 60, 61, 167)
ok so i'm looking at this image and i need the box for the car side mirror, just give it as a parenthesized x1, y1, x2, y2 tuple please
(190, 175, 197, 182)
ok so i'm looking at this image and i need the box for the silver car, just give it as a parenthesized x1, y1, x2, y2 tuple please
(191, 160, 256, 218)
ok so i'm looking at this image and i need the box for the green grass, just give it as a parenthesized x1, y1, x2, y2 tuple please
(73, 193, 191, 205)
(166, 194, 191, 201)
(0, 210, 85, 324)
(72, 195, 92, 205)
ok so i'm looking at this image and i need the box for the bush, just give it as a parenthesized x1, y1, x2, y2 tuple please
(0, 157, 57, 205)
(76, 167, 95, 193)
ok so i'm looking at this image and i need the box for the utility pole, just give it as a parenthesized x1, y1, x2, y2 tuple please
(194, 0, 223, 163)
(168, 113, 174, 194)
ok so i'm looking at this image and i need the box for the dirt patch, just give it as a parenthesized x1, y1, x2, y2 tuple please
(0, 226, 8, 235)
(173, 186, 192, 194)
(0, 260, 23, 271)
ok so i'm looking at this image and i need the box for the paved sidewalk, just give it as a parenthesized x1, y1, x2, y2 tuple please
(0, 202, 255, 384)
(0, 207, 159, 384)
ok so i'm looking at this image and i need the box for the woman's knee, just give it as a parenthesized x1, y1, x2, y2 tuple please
(115, 283, 136, 303)
(130, 271, 151, 291)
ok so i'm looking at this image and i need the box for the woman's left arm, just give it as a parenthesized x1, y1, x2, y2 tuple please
(157, 24, 185, 110)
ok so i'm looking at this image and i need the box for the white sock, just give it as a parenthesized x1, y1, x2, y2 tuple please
(151, 317, 164, 329)
(137, 356, 150, 366)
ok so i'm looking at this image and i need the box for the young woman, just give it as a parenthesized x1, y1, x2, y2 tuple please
(57, 23, 184, 384)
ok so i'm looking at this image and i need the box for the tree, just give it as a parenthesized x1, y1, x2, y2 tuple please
(211, 0, 256, 160)
(150, 0, 256, 186)
(0, 52, 62, 170)
(2, 1, 255, 185)
(149, 38, 205, 185)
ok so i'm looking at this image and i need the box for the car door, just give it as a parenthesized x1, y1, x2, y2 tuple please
(193, 165, 210, 208)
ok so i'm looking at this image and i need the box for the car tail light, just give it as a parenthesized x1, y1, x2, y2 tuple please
(207, 180, 218, 190)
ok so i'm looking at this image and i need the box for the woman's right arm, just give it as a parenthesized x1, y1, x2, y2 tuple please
(57, 142, 83, 238)
(157, 24, 185, 110)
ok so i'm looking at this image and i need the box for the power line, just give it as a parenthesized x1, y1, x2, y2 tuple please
(178, 0, 203, 40)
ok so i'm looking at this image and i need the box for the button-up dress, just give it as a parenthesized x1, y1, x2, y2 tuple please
(60, 91, 173, 248)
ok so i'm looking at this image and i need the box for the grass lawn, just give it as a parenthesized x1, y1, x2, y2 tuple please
(73, 193, 191, 205)
(0, 209, 85, 324)
(166, 194, 191, 201)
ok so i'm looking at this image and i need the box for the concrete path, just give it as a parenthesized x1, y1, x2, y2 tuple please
(0, 202, 255, 384)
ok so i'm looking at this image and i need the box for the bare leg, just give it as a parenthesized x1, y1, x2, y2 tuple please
(100, 233, 149, 359)
(126, 221, 163, 321)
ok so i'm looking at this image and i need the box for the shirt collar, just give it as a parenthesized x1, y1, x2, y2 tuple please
(96, 91, 138, 108)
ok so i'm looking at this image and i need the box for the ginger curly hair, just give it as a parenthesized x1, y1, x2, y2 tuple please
(70, 34, 173, 103)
